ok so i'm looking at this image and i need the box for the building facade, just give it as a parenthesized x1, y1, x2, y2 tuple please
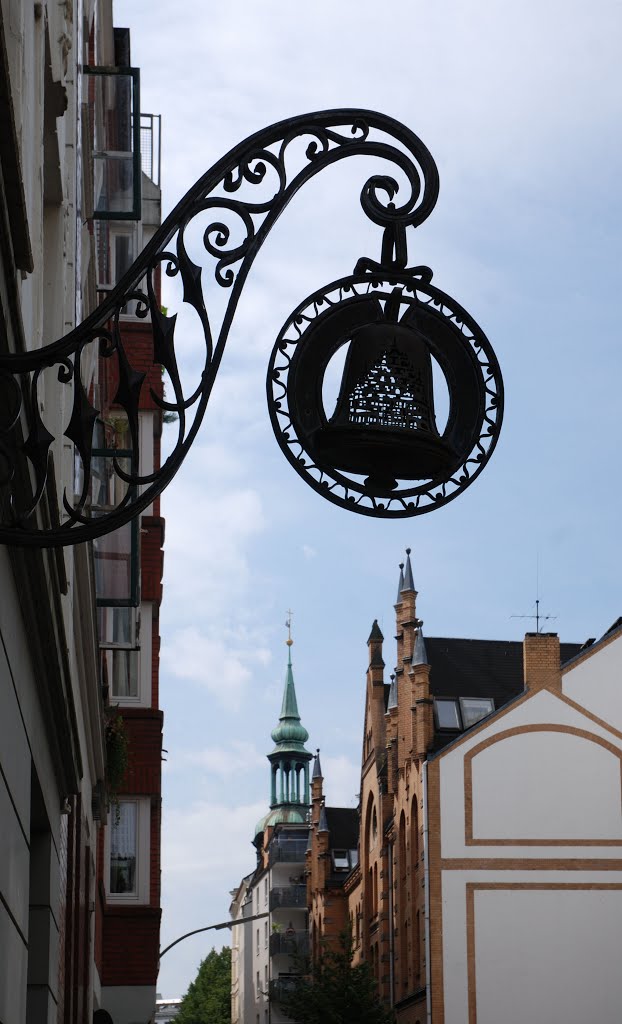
(231, 641, 313, 1024)
(305, 552, 622, 1024)
(0, 2, 163, 1021)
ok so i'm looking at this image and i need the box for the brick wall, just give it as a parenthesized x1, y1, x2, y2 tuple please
(101, 906, 161, 986)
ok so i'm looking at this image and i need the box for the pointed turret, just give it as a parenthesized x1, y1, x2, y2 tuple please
(312, 749, 323, 779)
(368, 619, 384, 643)
(387, 672, 398, 711)
(413, 622, 428, 666)
(318, 801, 329, 833)
(270, 645, 310, 750)
(402, 547, 415, 592)
(396, 562, 405, 604)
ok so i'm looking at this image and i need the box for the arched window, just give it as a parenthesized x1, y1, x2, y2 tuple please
(398, 810, 408, 990)
(411, 795, 420, 982)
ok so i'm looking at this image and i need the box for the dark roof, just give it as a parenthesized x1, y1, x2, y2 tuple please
(426, 637, 582, 708)
(325, 807, 359, 850)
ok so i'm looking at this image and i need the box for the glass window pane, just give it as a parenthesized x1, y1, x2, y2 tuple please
(435, 699, 461, 729)
(88, 71, 140, 217)
(460, 697, 494, 728)
(110, 801, 137, 894)
(102, 648, 139, 698)
(98, 606, 137, 647)
(91, 454, 132, 511)
(94, 521, 134, 603)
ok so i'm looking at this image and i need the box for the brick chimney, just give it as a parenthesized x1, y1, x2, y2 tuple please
(522, 632, 561, 694)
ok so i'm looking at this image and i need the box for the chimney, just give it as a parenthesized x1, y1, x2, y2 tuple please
(523, 632, 561, 694)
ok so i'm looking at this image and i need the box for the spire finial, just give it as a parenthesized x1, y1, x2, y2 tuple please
(286, 609, 293, 654)
(402, 548, 415, 592)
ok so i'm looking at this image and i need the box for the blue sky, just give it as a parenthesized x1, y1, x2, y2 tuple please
(116, 0, 622, 998)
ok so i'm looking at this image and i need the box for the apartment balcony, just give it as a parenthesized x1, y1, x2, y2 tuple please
(269, 930, 309, 957)
(269, 885, 307, 911)
(268, 839, 308, 866)
(269, 977, 301, 1004)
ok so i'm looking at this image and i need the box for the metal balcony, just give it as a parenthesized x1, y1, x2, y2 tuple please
(269, 885, 307, 910)
(268, 840, 308, 865)
(269, 977, 301, 1004)
(269, 930, 309, 957)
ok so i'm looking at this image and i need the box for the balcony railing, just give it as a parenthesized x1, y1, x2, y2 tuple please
(269, 930, 309, 957)
(269, 977, 301, 1004)
(269, 840, 308, 865)
(269, 885, 307, 911)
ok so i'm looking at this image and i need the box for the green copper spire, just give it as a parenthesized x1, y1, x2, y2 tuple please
(254, 619, 314, 841)
(270, 644, 311, 751)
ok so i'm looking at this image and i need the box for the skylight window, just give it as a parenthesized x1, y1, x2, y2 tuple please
(434, 697, 494, 731)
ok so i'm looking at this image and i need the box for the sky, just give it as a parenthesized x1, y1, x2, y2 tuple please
(115, 0, 622, 999)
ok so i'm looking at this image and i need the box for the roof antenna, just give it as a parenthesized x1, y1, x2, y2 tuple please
(511, 554, 557, 633)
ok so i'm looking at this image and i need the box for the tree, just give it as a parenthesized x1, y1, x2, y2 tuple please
(279, 930, 395, 1024)
(176, 946, 231, 1024)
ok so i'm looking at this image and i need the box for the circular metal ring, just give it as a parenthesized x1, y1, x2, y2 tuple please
(267, 271, 503, 518)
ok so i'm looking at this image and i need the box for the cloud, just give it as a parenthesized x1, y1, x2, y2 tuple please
(321, 754, 360, 808)
(163, 798, 265, 877)
(162, 627, 271, 711)
(302, 544, 316, 560)
(184, 740, 265, 778)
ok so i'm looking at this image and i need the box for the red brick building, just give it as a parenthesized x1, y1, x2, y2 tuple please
(88, 20, 165, 1024)
(306, 552, 583, 1023)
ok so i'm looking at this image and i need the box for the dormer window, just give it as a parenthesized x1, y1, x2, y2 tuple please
(332, 849, 357, 871)
(434, 697, 494, 731)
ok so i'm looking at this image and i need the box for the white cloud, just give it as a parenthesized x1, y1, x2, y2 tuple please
(184, 740, 265, 777)
(302, 544, 316, 560)
(321, 754, 360, 809)
(162, 627, 270, 711)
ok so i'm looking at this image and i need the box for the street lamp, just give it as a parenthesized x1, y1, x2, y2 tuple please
(0, 109, 503, 546)
(158, 910, 268, 959)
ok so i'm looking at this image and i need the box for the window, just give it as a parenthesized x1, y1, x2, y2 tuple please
(434, 699, 461, 729)
(460, 697, 495, 727)
(256, 928, 260, 955)
(264, 878, 268, 905)
(434, 697, 494, 731)
(264, 921, 268, 947)
(332, 848, 357, 871)
(106, 797, 149, 902)
(85, 66, 141, 219)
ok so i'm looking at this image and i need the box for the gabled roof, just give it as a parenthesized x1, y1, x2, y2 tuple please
(425, 637, 582, 707)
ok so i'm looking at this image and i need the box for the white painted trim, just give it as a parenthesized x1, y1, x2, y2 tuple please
(111, 602, 152, 709)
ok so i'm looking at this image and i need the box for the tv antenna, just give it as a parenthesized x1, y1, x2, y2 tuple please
(511, 599, 557, 633)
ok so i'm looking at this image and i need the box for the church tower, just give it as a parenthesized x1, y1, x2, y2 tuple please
(254, 628, 313, 845)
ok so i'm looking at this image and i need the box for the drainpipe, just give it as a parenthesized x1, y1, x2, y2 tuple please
(387, 839, 394, 1008)
(422, 762, 432, 1024)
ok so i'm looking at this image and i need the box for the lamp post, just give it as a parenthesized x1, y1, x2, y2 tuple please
(0, 109, 503, 546)
(158, 910, 268, 960)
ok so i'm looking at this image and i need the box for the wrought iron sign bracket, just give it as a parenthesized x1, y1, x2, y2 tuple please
(0, 109, 503, 546)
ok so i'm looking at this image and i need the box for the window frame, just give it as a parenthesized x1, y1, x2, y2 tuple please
(105, 796, 150, 904)
(84, 65, 142, 221)
(434, 696, 495, 732)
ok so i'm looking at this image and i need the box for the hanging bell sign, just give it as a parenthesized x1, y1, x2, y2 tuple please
(268, 182, 503, 519)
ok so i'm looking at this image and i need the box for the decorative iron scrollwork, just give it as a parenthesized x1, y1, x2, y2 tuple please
(0, 109, 501, 545)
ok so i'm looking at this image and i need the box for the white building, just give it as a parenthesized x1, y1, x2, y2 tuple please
(231, 642, 313, 1024)
(427, 624, 622, 1023)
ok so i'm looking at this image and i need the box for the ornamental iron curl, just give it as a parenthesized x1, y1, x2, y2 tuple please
(0, 109, 502, 546)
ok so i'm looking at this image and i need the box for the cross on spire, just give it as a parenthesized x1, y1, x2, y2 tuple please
(285, 609, 293, 647)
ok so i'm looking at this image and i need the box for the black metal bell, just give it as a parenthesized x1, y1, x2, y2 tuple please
(313, 318, 456, 492)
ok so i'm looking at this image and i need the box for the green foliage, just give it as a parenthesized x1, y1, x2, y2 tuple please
(280, 929, 395, 1024)
(105, 712, 129, 821)
(176, 946, 232, 1024)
